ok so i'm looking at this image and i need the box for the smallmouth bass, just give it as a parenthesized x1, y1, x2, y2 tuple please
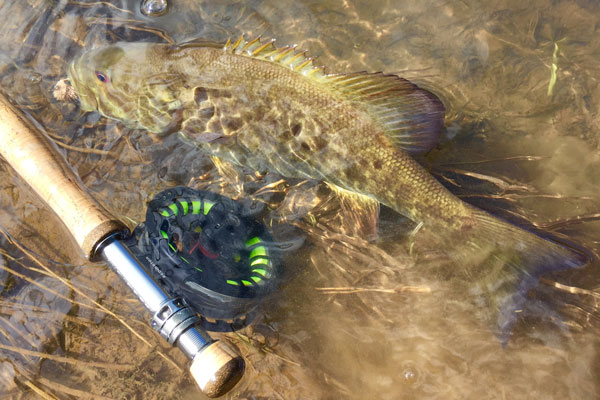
(64, 36, 587, 342)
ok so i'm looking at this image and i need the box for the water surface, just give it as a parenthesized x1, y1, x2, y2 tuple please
(0, 0, 598, 398)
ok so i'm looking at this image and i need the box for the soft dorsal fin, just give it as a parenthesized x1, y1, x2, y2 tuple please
(224, 36, 445, 155)
(325, 72, 445, 154)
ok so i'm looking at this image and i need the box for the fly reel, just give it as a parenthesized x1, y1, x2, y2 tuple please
(125, 186, 280, 327)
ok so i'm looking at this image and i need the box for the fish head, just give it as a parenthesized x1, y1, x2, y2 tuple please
(67, 43, 154, 123)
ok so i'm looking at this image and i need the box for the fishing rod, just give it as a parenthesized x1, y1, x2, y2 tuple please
(0, 92, 245, 398)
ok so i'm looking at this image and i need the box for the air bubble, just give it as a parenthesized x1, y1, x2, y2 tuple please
(140, 0, 168, 17)
(401, 362, 421, 388)
(403, 368, 417, 382)
(27, 72, 41, 84)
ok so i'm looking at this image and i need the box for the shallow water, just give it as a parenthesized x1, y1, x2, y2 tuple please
(0, 0, 599, 399)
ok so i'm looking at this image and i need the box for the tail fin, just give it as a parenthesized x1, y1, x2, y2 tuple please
(457, 208, 589, 344)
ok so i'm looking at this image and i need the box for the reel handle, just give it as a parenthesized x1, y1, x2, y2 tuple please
(0, 93, 125, 259)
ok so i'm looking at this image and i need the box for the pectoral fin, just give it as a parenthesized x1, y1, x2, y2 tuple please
(324, 183, 380, 239)
(136, 74, 185, 134)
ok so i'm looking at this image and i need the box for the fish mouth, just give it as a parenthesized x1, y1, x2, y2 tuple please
(63, 56, 98, 112)
(53, 56, 100, 122)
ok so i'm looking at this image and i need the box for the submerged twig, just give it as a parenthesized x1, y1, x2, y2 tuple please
(0, 316, 38, 350)
(315, 285, 431, 294)
(0, 300, 94, 327)
(0, 232, 182, 373)
(22, 380, 58, 400)
(232, 331, 301, 367)
(50, 136, 117, 158)
(261, 346, 301, 367)
(252, 179, 288, 196)
(0, 342, 132, 370)
(298, 220, 405, 271)
(322, 372, 352, 397)
(0, 249, 104, 314)
(547, 42, 559, 96)
(438, 155, 544, 166)
(538, 213, 600, 230)
(37, 377, 116, 400)
(437, 167, 536, 193)
(540, 278, 600, 299)
(86, 18, 175, 44)
(67, 1, 134, 15)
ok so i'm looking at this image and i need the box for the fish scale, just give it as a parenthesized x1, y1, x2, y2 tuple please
(65, 37, 588, 343)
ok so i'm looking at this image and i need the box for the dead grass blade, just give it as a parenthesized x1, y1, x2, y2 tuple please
(37, 377, 117, 400)
(315, 285, 431, 294)
(0, 232, 182, 373)
(0, 342, 133, 370)
(22, 380, 59, 400)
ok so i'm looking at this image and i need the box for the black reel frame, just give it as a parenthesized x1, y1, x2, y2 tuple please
(125, 186, 280, 329)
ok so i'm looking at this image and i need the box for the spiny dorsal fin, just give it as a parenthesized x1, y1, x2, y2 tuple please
(224, 36, 445, 155)
(224, 35, 328, 80)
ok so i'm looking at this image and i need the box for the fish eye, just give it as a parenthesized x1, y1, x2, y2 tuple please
(95, 71, 109, 83)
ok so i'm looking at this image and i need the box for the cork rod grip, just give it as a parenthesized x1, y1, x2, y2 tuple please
(0, 93, 127, 258)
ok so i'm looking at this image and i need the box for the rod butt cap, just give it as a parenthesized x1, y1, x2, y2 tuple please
(190, 340, 245, 398)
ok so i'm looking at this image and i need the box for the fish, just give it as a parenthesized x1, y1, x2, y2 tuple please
(63, 36, 588, 343)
